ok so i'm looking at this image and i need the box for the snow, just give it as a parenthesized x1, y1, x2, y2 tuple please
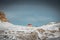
(40, 22, 60, 30)
(0, 21, 60, 40)
(0, 20, 59, 31)
(0, 20, 36, 32)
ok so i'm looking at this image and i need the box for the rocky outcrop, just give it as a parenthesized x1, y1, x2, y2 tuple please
(0, 11, 8, 22)
(16, 31, 38, 40)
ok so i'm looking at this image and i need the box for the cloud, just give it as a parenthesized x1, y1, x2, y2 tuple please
(20, 16, 54, 22)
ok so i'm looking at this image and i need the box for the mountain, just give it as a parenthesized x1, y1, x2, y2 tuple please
(0, 21, 60, 40)
(36, 22, 60, 40)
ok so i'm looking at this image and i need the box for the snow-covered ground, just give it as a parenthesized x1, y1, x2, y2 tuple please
(0, 21, 60, 40)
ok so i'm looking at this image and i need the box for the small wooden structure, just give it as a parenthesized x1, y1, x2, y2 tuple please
(27, 24, 32, 27)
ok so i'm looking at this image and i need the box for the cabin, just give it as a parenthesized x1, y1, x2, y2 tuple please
(27, 24, 32, 27)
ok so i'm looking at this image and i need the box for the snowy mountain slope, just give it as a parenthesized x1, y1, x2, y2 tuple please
(0, 21, 36, 32)
(0, 21, 60, 31)
(0, 21, 60, 40)
(40, 22, 60, 30)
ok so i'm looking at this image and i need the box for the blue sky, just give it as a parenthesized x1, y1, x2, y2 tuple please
(0, 0, 60, 26)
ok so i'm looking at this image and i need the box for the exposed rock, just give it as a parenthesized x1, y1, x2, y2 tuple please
(0, 11, 8, 22)
(16, 31, 38, 40)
